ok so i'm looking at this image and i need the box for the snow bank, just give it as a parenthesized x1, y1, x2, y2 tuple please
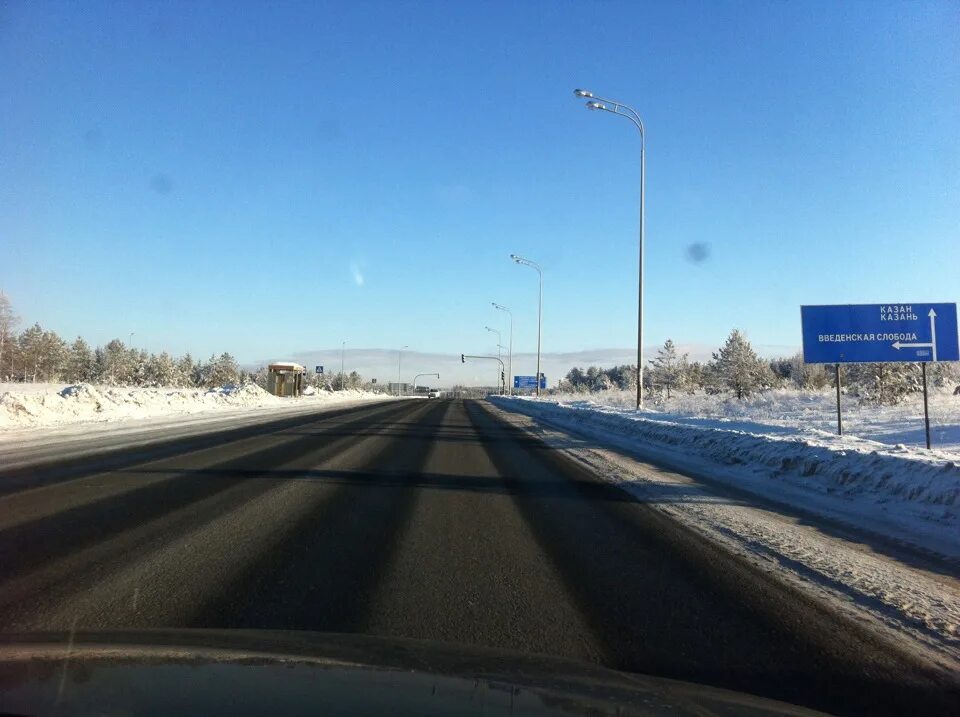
(0, 382, 385, 431)
(545, 387, 960, 452)
(491, 396, 960, 558)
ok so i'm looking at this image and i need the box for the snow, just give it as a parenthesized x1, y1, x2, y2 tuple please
(545, 387, 960, 452)
(0, 382, 387, 432)
(485, 399, 960, 668)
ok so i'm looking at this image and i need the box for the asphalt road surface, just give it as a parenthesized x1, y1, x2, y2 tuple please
(1, 399, 956, 715)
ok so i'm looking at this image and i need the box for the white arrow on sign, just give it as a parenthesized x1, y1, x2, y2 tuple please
(891, 308, 938, 361)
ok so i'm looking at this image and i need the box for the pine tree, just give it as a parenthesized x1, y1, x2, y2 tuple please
(66, 337, 94, 383)
(201, 353, 240, 388)
(711, 329, 770, 399)
(846, 362, 921, 404)
(103, 339, 131, 385)
(91, 347, 108, 383)
(0, 291, 19, 380)
(176, 354, 195, 387)
(931, 362, 960, 389)
(41, 330, 68, 381)
(145, 352, 178, 386)
(18, 324, 45, 382)
(648, 339, 689, 398)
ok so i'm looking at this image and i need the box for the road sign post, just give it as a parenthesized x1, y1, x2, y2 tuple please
(922, 363, 931, 450)
(801, 303, 959, 448)
(835, 364, 842, 436)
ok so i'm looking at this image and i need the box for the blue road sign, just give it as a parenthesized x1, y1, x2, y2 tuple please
(315, 365, 324, 374)
(801, 303, 959, 364)
(514, 374, 547, 389)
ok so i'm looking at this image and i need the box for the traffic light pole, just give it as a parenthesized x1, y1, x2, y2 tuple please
(461, 354, 505, 395)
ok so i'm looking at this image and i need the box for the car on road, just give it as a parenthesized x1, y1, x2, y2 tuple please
(428, 389, 442, 399)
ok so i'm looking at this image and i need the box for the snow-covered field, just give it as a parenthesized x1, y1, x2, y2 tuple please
(485, 397, 960, 668)
(545, 387, 960, 452)
(0, 382, 386, 432)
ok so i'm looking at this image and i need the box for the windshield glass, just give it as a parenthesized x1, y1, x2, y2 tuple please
(1, 2, 958, 716)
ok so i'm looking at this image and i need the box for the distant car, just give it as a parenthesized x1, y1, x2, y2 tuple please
(428, 389, 442, 399)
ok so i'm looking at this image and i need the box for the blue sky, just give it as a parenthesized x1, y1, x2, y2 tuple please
(2, 0, 958, 372)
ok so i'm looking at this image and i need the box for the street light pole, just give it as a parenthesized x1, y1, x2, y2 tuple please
(484, 326, 502, 374)
(492, 302, 513, 396)
(510, 254, 542, 397)
(398, 345, 408, 397)
(574, 88, 646, 410)
(341, 341, 346, 390)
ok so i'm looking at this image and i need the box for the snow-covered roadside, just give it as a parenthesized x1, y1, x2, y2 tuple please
(0, 382, 387, 431)
(0, 388, 394, 473)
(491, 396, 960, 560)
(0, 382, 392, 470)
(484, 400, 960, 671)
(545, 387, 960, 452)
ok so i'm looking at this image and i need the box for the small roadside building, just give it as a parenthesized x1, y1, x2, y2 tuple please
(267, 362, 306, 397)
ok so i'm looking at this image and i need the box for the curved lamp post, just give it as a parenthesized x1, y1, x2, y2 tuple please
(492, 302, 513, 396)
(510, 254, 542, 397)
(573, 88, 646, 410)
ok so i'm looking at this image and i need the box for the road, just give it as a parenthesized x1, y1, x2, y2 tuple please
(1, 399, 956, 715)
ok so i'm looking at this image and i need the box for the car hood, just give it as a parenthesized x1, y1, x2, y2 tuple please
(0, 629, 829, 716)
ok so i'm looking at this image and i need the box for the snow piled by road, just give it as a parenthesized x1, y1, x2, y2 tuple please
(0, 382, 384, 432)
(548, 387, 960, 452)
(491, 394, 960, 559)
(485, 398, 960, 668)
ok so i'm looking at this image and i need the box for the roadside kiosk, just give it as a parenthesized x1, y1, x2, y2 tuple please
(267, 362, 306, 397)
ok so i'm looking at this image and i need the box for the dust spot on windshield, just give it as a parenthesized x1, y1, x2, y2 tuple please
(150, 174, 174, 195)
(685, 242, 711, 264)
(82, 129, 102, 150)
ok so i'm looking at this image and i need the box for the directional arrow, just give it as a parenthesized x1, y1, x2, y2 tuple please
(892, 341, 933, 350)
(890, 309, 939, 359)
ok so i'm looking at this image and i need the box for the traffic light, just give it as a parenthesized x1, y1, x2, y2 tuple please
(461, 354, 465, 363)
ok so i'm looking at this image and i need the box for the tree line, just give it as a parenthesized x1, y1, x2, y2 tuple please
(0, 292, 246, 388)
(0, 292, 378, 391)
(559, 330, 960, 404)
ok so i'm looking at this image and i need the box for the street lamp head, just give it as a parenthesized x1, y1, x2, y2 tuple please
(586, 101, 607, 111)
(573, 89, 594, 98)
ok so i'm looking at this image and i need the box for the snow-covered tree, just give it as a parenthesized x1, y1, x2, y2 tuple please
(0, 291, 19, 380)
(18, 324, 45, 382)
(774, 352, 831, 390)
(846, 362, 921, 404)
(198, 352, 241, 388)
(931, 362, 960, 390)
(648, 339, 689, 398)
(41, 330, 68, 381)
(66, 337, 94, 383)
(102, 339, 133, 385)
(176, 354, 195, 387)
(605, 364, 636, 391)
(145, 352, 178, 386)
(711, 330, 772, 399)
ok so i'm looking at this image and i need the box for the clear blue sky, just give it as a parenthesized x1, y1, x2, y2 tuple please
(2, 0, 958, 365)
